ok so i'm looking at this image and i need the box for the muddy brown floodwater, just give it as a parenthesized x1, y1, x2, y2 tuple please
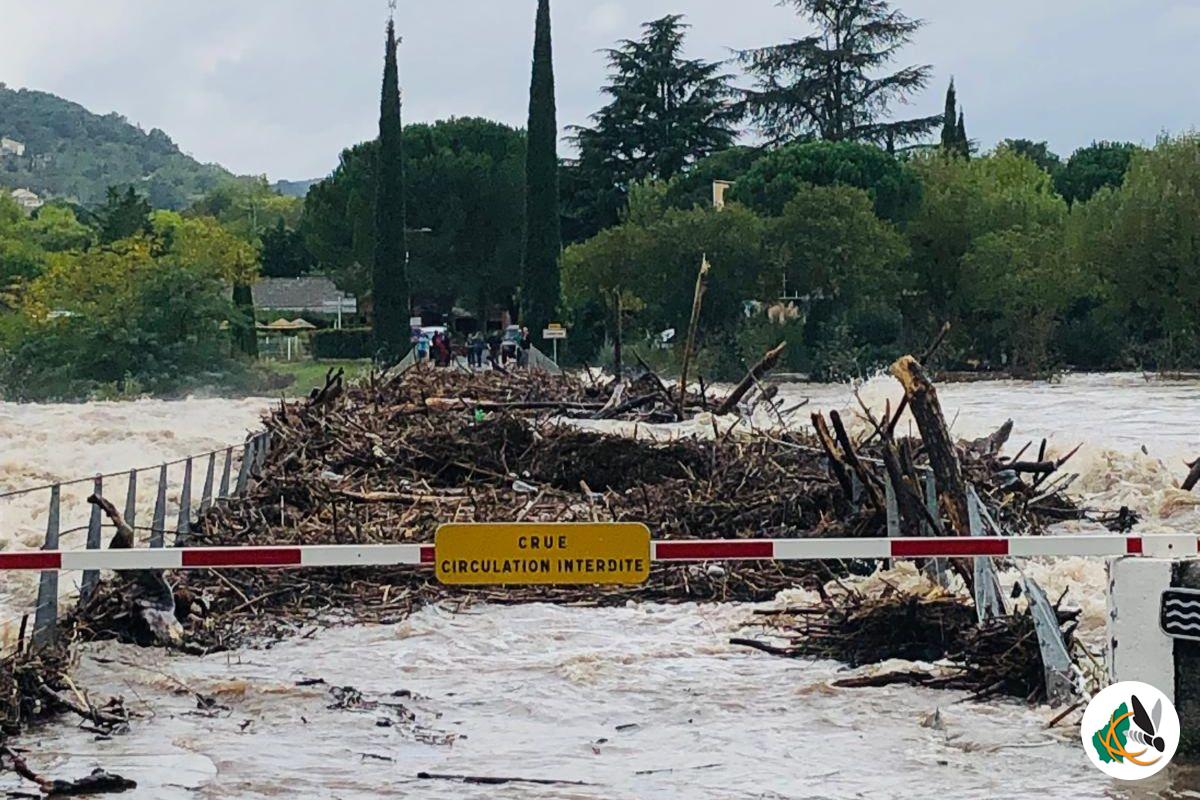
(5, 373, 1200, 798)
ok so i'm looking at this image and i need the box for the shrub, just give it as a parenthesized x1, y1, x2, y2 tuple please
(312, 327, 374, 360)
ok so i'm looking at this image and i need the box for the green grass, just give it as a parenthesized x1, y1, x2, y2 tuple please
(261, 359, 373, 397)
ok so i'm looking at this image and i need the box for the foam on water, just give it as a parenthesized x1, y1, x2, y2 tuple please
(0, 397, 271, 622)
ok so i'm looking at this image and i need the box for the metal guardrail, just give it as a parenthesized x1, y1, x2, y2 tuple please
(9, 391, 1073, 703)
(17, 431, 272, 648)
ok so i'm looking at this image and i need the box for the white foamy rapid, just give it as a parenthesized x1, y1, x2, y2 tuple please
(4, 374, 1200, 798)
(0, 397, 272, 631)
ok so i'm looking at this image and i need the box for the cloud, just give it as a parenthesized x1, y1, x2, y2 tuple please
(0, 0, 1194, 179)
(585, 3, 627, 36)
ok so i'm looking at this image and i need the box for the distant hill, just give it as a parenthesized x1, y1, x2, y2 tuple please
(0, 84, 242, 209)
(272, 178, 319, 198)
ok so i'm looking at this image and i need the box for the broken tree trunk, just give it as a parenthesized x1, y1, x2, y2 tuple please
(86, 494, 181, 646)
(715, 341, 787, 416)
(1183, 458, 1200, 492)
(889, 355, 972, 538)
(677, 256, 711, 421)
(812, 413, 854, 509)
(828, 410, 884, 511)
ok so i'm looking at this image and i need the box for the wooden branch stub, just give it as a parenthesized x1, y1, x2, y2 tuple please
(715, 341, 787, 416)
(889, 355, 971, 538)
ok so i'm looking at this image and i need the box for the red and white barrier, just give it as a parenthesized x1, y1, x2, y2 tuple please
(0, 534, 1192, 572)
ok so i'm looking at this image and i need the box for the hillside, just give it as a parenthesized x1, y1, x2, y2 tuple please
(0, 84, 239, 208)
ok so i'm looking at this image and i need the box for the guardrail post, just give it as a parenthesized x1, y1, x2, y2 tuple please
(883, 474, 900, 539)
(255, 432, 269, 470)
(150, 464, 167, 548)
(236, 437, 255, 494)
(175, 457, 193, 546)
(968, 487, 1006, 623)
(124, 468, 137, 532)
(80, 475, 103, 601)
(920, 469, 950, 586)
(1024, 576, 1076, 705)
(32, 484, 61, 648)
(200, 452, 216, 513)
(218, 447, 233, 502)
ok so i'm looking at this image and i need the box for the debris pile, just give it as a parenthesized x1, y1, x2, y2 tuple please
(3, 353, 1117, 768)
(733, 576, 1083, 703)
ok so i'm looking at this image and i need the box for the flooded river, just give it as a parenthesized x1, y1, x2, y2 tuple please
(4, 374, 1200, 798)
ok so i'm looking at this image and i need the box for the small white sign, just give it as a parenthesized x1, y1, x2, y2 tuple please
(543, 328, 567, 340)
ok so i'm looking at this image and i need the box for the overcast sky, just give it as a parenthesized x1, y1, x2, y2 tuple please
(1, 1, 1197, 181)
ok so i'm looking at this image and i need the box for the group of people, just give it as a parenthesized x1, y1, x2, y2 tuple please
(414, 329, 454, 367)
(416, 326, 534, 370)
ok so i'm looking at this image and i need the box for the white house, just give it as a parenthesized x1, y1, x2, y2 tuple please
(10, 188, 43, 213)
(0, 138, 25, 157)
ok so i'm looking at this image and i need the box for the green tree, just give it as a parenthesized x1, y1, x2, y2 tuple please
(302, 141, 377, 300)
(999, 139, 1061, 176)
(25, 204, 93, 252)
(231, 282, 259, 358)
(372, 16, 409, 358)
(300, 119, 526, 320)
(940, 80, 959, 152)
(738, 0, 940, 149)
(187, 178, 302, 241)
(569, 14, 738, 234)
(96, 186, 152, 244)
(260, 218, 314, 278)
(1054, 141, 1140, 205)
(563, 204, 768, 347)
(768, 184, 909, 374)
(1071, 135, 1200, 367)
(729, 140, 922, 222)
(3, 238, 244, 399)
(905, 150, 1067, 336)
(521, 0, 562, 337)
(958, 223, 1075, 373)
(661, 146, 763, 211)
(938, 80, 969, 157)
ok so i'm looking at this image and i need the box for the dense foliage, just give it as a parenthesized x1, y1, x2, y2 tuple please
(567, 14, 738, 237)
(0, 195, 259, 399)
(0, 84, 242, 208)
(737, 0, 941, 148)
(300, 118, 525, 319)
(561, 133, 1200, 379)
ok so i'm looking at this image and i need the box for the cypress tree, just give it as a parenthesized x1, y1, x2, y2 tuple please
(521, 0, 562, 339)
(232, 283, 258, 358)
(956, 110, 969, 158)
(372, 16, 409, 359)
(940, 79, 958, 151)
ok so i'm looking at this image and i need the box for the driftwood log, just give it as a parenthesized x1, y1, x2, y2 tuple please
(890, 355, 972, 538)
(715, 341, 787, 416)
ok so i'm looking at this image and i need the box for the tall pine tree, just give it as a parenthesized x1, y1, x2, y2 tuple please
(569, 14, 738, 235)
(738, 0, 940, 148)
(372, 16, 409, 359)
(521, 0, 562, 340)
(940, 79, 958, 150)
(956, 111, 969, 157)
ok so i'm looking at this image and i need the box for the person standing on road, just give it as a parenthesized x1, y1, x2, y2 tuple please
(517, 326, 532, 368)
(416, 331, 431, 365)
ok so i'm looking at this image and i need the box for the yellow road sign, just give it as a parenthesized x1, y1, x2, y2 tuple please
(435, 523, 651, 586)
